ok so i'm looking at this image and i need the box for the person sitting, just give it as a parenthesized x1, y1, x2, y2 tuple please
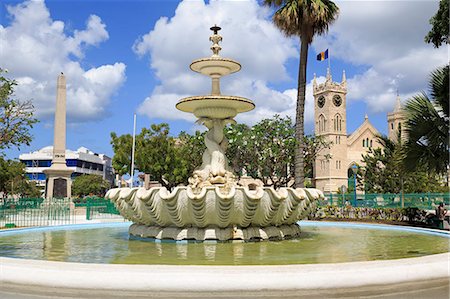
(435, 202, 447, 229)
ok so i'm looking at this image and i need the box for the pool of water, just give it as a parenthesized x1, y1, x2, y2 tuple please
(0, 222, 448, 265)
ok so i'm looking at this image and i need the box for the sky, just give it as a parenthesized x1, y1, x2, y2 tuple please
(0, 0, 447, 160)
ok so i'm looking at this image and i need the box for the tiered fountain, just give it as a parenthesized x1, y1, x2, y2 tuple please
(106, 26, 324, 241)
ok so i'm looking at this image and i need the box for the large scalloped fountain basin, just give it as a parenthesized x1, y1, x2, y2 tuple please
(105, 186, 322, 241)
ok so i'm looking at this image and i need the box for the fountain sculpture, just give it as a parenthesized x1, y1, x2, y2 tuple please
(106, 26, 324, 241)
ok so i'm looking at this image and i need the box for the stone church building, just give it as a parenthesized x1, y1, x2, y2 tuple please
(313, 69, 405, 193)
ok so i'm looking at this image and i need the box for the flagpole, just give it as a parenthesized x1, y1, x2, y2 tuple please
(328, 49, 331, 71)
(130, 113, 136, 188)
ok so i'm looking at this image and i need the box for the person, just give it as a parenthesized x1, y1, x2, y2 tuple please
(436, 202, 447, 229)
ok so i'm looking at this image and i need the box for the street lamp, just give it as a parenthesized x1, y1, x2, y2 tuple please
(351, 164, 358, 207)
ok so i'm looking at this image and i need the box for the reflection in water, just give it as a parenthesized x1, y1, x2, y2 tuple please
(0, 225, 448, 265)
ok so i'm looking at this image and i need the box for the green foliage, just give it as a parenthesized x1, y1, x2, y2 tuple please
(264, 0, 339, 187)
(404, 65, 449, 175)
(226, 115, 295, 188)
(225, 115, 328, 188)
(111, 123, 195, 189)
(110, 132, 133, 176)
(0, 157, 40, 197)
(316, 206, 432, 226)
(0, 68, 38, 152)
(177, 130, 205, 176)
(361, 135, 446, 193)
(135, 123, 190, 190)
(303, 134, 332, 179)
(425, 0, 449, 48)
(72, 174, 111, 197)
(264, 0, 340, 42)
(110, 116, 336, 190)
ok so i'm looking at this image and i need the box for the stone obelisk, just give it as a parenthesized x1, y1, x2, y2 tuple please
(44, 73, 73, 199)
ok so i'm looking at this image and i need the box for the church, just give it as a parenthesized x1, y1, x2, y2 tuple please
(313, 69, 405, 193)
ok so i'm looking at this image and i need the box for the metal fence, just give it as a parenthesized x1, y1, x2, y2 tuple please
(318, 192, 449, 210)
(0, 197, 121, 229)
(74, 199, 121, 221)
(0, 198, 73, 228)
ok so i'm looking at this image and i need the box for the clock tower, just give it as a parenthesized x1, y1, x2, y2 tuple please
(313, 69, 348, 192)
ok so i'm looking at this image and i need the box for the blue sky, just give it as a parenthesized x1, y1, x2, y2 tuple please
(1, 0, 446, 160)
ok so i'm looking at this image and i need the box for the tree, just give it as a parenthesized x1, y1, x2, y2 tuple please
(135, 123, 190, 190)
(425, 0, 449, 48)
(225, 123, 258, 179)
(226, 116, 295, 188)
(72, 174, 111, 197)
(264, 0, 339, 188)
(0, 68, 38, 152)
(361, 135, 446, 193)
(110, 132, 133, 177)
(303, 134, 332, 180)
(0, 157, 40, 198)
(403, 65, 449, 176)
(177, 130, 205, 176)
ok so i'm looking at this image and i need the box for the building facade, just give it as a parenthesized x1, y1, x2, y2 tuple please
(313, 69, 405, 193)
(19, 146, 115, 190)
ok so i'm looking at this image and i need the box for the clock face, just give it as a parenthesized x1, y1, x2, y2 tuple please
(333, 95, 342, 107)
(317, 96, 325, 108)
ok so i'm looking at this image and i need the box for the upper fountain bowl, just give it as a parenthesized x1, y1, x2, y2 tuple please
(190, 57, 241, 77)
(176, 95, 255, 119)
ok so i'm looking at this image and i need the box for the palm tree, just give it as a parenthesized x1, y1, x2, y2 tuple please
(264, 0, 339, 187)
(404, 65, 449, 176)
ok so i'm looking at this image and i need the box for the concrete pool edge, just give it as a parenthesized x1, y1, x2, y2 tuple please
(1, 253, 449, 293)
(1, 221, 449, 296)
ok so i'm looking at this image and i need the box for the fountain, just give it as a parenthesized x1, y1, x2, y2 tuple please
(105, 26, 324, 241)
(1, 26, 449, 299)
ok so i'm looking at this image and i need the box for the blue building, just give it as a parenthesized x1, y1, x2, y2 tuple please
(19, 146, 115, 189)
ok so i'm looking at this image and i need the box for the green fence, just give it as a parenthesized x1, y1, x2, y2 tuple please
(74, 198, 121, 220)
(318, 192, 449, 210)
(0, 197, 121, 229)
(0, 198, 73, 229)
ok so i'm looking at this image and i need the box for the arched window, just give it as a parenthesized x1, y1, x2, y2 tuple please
(370, 140, 373, 147)
(391, 123, 394, 130)
(362, 139, 365, 147)
(318, 115, 326, 133)
(334, 114, 342, 132)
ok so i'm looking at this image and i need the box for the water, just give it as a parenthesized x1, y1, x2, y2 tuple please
(0, 222, 448, 265)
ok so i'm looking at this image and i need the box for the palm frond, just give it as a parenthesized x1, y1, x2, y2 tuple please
(404, 93, 449, 173)
(267, 0, 339, 41)
(429, 64, 449, 119)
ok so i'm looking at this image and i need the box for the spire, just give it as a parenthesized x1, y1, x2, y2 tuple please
(364, 113, 368, 121)
(394, 94, 402, 112)
(326, 67, 332, 82)
(341, 70, 346, 88)
(313, 73, 317, 89)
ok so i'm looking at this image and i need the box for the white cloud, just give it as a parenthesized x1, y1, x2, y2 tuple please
(0, 0, 126, 122)
(313, 0, 447, 112)
(133, 0, 298, 126)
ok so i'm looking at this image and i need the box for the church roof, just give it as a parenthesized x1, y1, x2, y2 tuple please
(347, 115, 380, 146)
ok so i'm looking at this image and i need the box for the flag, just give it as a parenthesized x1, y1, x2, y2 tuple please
(317, 49, 329, 61)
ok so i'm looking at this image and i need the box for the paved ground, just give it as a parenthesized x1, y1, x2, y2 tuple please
(1, 278, 448, 299)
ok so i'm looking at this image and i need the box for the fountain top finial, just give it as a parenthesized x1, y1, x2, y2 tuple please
(209, 24, 222, 57)
(210, 24, 221, 34)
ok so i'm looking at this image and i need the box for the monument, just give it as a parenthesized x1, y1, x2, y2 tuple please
(106, 26, 323, 241)
(43, 73, 73, 199)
